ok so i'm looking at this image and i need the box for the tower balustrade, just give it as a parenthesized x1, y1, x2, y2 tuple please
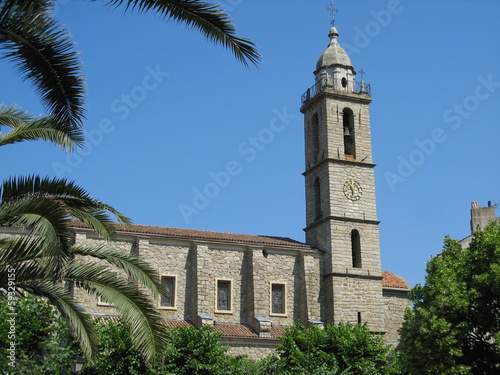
(301, 78, 371, 106)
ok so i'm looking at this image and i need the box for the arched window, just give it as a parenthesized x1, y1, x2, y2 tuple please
(343, 108, 355, 158)
(351, 229, 362, 268)
(311, 113, 320, 163)
(314, 177, 322, 221)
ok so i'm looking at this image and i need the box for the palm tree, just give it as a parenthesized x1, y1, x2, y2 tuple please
(0, 0, 86, 138)
(0, 0, 260, 360)
(0, 0, 260, 133)
(0, 176, 170, 359)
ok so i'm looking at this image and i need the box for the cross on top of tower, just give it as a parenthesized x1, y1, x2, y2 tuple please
(327, 1, 339, 26)
(359, 69, 366, 80)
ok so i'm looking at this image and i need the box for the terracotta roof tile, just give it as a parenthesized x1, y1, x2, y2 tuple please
(270, 325, 288, 338)
(71, 220, 313, 250)
(214, 322, 286, 339)
(92, 315, 194, 328)
(91, 316, 285, 339)
(382, 271, 410, 289)
(213, 323, 258, 338)
(163, 320, 194, 329)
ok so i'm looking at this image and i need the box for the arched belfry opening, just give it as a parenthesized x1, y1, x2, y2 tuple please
(343, 108, 355, 159)
(351, 229, 362, 268)
(311, 113, 320, 163)
(314, 177, 322, 221)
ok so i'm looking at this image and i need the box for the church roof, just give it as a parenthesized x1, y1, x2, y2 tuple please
(71, 220, 313, 250)
(71, 221, 409, 289)
(316, 27, 353, 70)
(381, 271, 410, 289)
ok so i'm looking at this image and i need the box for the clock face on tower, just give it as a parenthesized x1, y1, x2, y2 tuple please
(343, 179, 362, 201)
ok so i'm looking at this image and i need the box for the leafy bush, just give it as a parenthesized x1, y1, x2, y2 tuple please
(83, 321, 259, 375)
(81, 317, 148, 375)
(269, 322, 398, 375)
(0, 295, 77, 374)
(161, 325, 229, 374)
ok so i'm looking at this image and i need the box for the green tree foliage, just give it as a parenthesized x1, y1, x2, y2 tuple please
(0, 295, 78, 374)
(82, 318, 148, 375)
(161, 325, 230, 374)
(268, 322, 398, 375)
(399, 221, 500, 374)
(156, 325, 264, 375)
(82, 320, 260, 375)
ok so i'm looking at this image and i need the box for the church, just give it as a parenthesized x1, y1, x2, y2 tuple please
(25, 24, 413, 358)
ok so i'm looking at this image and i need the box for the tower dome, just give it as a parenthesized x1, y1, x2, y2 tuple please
(312, 26, 357, 95)
(315, 27, 353, 71)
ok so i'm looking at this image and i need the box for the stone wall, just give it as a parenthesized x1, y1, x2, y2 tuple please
(68, 228, 325, 334)
(140, 238, 192, 320)
(383, 288, 411, 347)
(329, 275, 385, 332)
(0, 225, 409, 358)
(222, 338, 280, 359)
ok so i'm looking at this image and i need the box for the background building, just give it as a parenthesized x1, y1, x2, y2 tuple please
(459, 201, 500, 248)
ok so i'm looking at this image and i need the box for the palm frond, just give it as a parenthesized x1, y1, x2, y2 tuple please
(0, 238, 167, 359)
(102, 0, 261, 67)
(0, 105, 84, 150)
(1, 175, 90, 202)
(0, 236, 47, 269)
(18, 280, 98, 359)
(0, 243, 98, 358)
(0, 176, 131, 240)
(0, 197, 72, 270)
(0, 0, 86, 130)
(66, 261, 168, 359)
(71, 243, 166, 301)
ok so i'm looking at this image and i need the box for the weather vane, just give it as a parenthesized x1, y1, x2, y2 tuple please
(327, 1, 339, 27)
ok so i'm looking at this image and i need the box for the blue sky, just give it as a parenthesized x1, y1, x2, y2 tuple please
(1, 0, 499, 287)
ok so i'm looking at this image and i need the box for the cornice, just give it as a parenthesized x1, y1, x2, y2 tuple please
(304, 215, 380, 232)
(303, 158, 376, 176)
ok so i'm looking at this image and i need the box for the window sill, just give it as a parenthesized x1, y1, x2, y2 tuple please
(270, 313, 287, 318)
(215, 310, 233, 315)
(158, 306, 177, 311)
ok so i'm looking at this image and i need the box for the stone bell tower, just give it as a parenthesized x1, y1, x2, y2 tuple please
(300, 26, 385, 331)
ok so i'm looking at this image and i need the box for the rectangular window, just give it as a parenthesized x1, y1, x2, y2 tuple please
(217, 280, 231, 311)
(97, 295, 112, 307)
(271, 284, 285, 315)
(160, 276, 176, 308)
(98, 273, 115, 306)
